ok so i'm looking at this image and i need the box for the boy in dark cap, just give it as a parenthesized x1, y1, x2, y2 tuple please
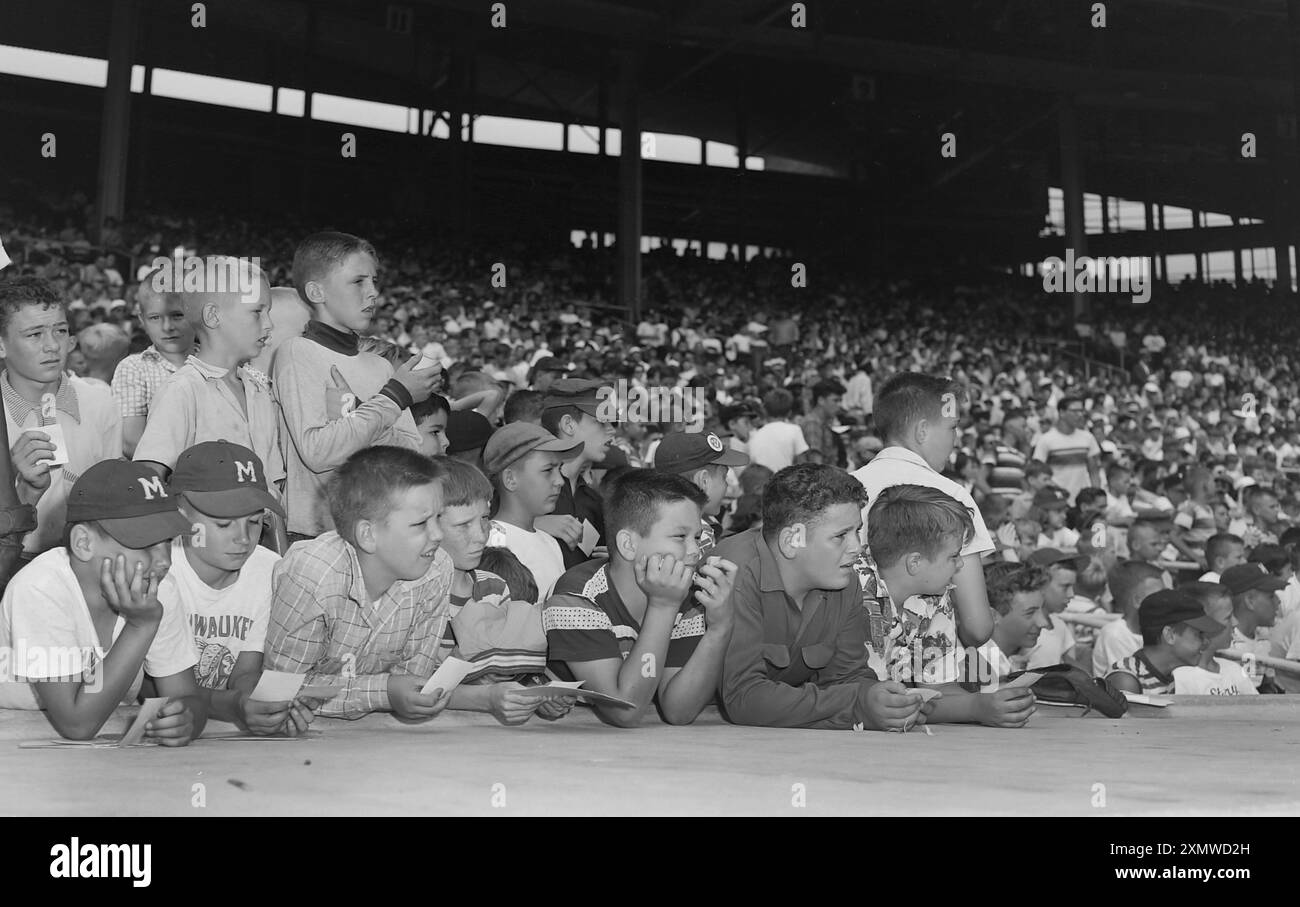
(445, 410, 493, 474)
(1103, 589, 1227, 696)
(654, 430, 749, 559)
(0, 461, 206, 744)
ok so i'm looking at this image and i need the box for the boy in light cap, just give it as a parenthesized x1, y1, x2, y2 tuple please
(0, 461, 207, 744)
(162, 441, 308, 735)
(654, 429, 749, 559)
(134, 258, 284, 507)
(485, 423, 582, 604)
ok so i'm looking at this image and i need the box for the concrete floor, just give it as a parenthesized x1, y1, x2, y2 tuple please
(2, 698, 1298, 816)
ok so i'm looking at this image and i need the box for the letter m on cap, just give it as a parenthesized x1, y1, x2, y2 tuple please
(235, 460, 258, 484)
(137, 476, 168, 500)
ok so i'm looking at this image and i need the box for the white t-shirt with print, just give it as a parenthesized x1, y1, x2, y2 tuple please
(0, 548, 196, 709)
(489, 520, 566, 605)
(1172, 658, 1259, 696)
(158, 539, 279, 690)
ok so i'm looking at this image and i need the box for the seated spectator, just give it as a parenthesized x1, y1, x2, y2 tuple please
(1021, 548, 1087, 671)
(1092, 560, 1167, 677)
(975, 562, 1051, 687)
(1173, 582, 1257, 695)
(1105, 590, 1226, 697)
(745, 388, 809, 473)
(1200, 532, 1246, 583)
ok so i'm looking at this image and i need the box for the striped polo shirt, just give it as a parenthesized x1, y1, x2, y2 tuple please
(1031, 428, 1100, 502)
(987, 444, 1028, 497)
(542, 559, 705, 680)
(1105, 651, 1174, 695)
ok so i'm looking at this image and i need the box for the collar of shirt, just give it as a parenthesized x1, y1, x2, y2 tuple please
(142, 346, 182, 372)
(875, 446, 931, 470)
(303, 320, 360, 356)
(1, 370, 80, 424)
(185, 355, 270, 392)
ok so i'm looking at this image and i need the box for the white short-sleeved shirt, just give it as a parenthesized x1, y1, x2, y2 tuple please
(746, 420, 810, 473)
(1024, 613, 1076, 669)
(0, 548, 196, 709)
(1173, 659, 1259, 695)
(1092, 617, 1142, 678)
(158, 539, 279, 690)
(853, 447, 994, 558)
(488, 520, 566, 605)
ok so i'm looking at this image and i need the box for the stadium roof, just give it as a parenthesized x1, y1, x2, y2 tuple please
(3, 0, 1297, 260)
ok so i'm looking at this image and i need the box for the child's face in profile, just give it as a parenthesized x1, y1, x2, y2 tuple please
(794, 503, 863, 592)
(699, 465, 729, 518)
(912, 532, 964, 595)
(222, 278, 274, 362)
(1000, 590, 1050, 655)
(371, 481, 445, 581)
(1045, 508, 1066, 529)
(1042, 566, 1076, 613)
(1166, 623, 1211, 666)
(315, 252, 378, 333)
(632, 499, 704, 570)
(416, 411, 449, 457)
(507, 451, 566, 516)
(437, 501, 490, 572)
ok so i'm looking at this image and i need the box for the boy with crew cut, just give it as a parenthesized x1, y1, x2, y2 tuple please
(0, 461, 206, 744)
(434, 457, 568, 724)
(2, 276, 123, 556)
(543, 469, 738, 727)
(161, 441, 307, 735)
(852, 372, 994, 646)
(273, 232, 441, 540)
(653, 429, 749, 559)
(134, 259, 283, 497)
(264, 446, 455, 721)
(862, 484, 1036, 727)
(113, 271, 196, 457)
(717, 464, 930, 731)
(486, 423, 583, 604)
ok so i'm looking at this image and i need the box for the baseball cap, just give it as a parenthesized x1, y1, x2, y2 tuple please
(1026, 548, 1088, 572)
(483, 423, 581, 475)
(1032, 486, 1070, 510)
(528, 356, 571, 380)
(1137, 589, 1227, 636)
(718, 402, 759, 425)
(446, 411, 494, 454)
(654, 431, 749, 475)
(66, 461, 192, 549)
(541, 378, 606, 418)
(1220, 563, 1288, 596)
(170, 440, 285, 519)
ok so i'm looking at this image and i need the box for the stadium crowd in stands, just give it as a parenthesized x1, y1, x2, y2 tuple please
(1, 195, 1297, 745)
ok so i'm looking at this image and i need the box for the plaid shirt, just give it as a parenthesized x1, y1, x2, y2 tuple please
(112, 346, 180, 418)
(265, 532, 454, 719)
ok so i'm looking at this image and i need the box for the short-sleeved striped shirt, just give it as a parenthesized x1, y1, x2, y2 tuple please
(440, 569, 547, 683)
(1105, 651, 1174, 695)
(542, 559, 705, 680)
(987, 445, 1028, 497)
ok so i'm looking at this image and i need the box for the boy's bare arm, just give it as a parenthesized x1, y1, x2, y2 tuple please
(147, 669, 209, 746)
(953, 554, 994, 646)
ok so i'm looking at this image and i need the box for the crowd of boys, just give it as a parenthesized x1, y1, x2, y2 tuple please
(0, 215, 1296, 745)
